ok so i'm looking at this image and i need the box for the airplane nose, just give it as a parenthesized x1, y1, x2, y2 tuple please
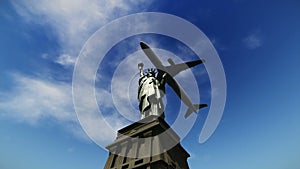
(140, 41, 149, 49)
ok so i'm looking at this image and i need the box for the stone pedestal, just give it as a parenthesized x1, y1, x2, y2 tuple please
(104, 115, 190, 169)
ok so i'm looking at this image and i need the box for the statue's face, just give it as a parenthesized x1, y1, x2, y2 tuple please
(147, 72, 154, 77)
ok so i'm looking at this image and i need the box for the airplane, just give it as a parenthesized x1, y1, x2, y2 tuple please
(140, 41, 208, 118)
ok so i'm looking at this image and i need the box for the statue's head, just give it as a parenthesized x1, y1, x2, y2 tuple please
(146, 68, 156, 77)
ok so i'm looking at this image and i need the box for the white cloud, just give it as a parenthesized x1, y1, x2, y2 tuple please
(12, 0, 150, 66)
(0, 73, 127, 144)
(6, 0, 152, 143)
(55, 54, 76, 67)
(243, 32, 263, 49)
(0, 74, 74, 124)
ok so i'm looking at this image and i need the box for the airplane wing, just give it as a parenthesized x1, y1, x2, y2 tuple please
(165, 59, 205, 77)
(184, 104, 208, 118)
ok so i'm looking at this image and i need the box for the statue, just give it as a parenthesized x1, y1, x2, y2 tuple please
(138, 63, 167, 119)
(138, 42, 207, 119)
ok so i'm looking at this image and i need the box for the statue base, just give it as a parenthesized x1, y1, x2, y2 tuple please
(104, 115, 190, 169)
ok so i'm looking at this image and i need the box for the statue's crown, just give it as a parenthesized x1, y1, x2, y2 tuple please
(146, 68, 156, 76)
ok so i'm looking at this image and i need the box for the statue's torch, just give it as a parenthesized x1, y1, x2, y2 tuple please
(138, 63, 144, 70)
(138, 63, 144, 77)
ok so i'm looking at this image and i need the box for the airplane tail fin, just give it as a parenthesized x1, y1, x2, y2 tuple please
(184, 104, 208, 119)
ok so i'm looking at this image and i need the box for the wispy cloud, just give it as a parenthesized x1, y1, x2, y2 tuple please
(243, 31, 263, 49)
(12, 0, 150, 67)
(3, 1, 151, 143)
(55, 54, 76, 67)
(0, 74, 74, 124)
(0, 73, 127, 144)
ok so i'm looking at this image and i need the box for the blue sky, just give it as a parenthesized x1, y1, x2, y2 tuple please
(1, 0, 300, 169)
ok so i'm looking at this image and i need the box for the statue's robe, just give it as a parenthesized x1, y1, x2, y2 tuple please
(138, 75, 164, 118)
